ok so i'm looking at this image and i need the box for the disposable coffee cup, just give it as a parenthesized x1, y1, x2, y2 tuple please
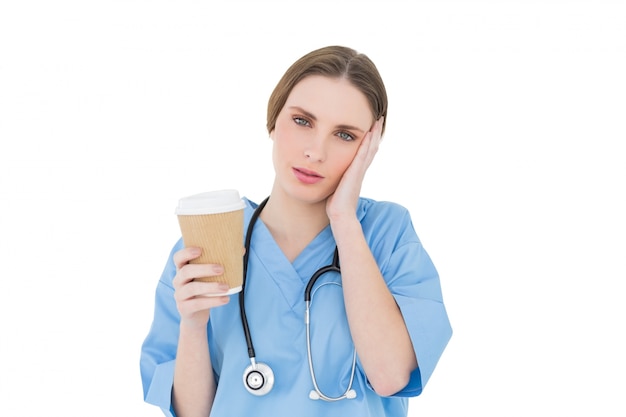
(175, 190, 245, 295)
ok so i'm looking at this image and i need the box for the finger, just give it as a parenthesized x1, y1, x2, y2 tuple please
(175, 280, 230, 301)
(343, 133, 373, 180)
(177, 293, 230, 318)
(371, 117, 384, 144)
(173, 247, 202, 270)
(357, 130, 379, 168)
(369, 116, 383, 132)
(185, 295, 230, 311)
(174, 263, 224, 287)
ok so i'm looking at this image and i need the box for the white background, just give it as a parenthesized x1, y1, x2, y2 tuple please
(1, 0, 624, 415)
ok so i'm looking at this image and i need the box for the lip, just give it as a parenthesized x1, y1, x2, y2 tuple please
(292, 167, 324, 184)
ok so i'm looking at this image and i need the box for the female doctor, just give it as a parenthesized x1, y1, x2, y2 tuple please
(140, 45, 452, 417)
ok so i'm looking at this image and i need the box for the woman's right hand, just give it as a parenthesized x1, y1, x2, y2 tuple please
(172, 247, 230, 329)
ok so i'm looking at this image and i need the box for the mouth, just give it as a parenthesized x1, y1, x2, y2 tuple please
(292, 167, 324, 184)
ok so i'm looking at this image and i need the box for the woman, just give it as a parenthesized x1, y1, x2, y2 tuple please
(141, 45, 452, 417)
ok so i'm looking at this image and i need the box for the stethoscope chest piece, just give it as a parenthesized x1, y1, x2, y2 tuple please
(243, 361, 275, 396)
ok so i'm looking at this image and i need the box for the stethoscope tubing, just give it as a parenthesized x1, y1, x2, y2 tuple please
(240, 196, 357, 400)
(304, 248, 340, 301)
(239, 197, 266, 360)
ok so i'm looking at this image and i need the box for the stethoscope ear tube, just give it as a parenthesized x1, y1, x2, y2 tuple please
(309, 388, 357, 401)
(306, 298, 358, 401)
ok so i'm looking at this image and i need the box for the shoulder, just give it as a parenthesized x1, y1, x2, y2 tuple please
(357, 197, 412, 226)
(356, 196, 421, 247)
(242, 196, 257, 208)
(242, 196, 260, 225)
(357, 196, 409, 213)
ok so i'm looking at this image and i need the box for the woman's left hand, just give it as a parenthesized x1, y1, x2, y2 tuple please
(326, 117, 384, 221)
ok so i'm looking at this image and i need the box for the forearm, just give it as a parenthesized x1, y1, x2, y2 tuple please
(172, 324, 216, 417)
(331, 217, 418, 397)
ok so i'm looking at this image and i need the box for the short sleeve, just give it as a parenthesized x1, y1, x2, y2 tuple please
(361, 202, 452, 397)
(140, 239, 185, 416)
(387, 240, 452, 396)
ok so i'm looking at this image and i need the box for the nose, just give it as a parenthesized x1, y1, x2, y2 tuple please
(304, 134, 327, 162)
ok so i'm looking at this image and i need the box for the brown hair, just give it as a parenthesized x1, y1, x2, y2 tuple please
(266, 45, 388, 135)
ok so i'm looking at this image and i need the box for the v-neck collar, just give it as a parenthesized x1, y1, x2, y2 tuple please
(244, 198, 336, 310)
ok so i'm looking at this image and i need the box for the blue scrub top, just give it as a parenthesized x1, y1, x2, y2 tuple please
(140, 197, 452, 417)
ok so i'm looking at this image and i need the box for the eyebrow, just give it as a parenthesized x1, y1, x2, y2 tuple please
(288, 106, 366, 133)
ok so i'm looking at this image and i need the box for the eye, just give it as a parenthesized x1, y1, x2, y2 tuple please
(293, 117, 311, 127)
(337, 131, 355, 142)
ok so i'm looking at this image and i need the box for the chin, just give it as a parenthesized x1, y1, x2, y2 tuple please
(285, 185, 333, 206)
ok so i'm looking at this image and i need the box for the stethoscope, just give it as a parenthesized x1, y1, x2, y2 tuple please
(240, 197, 357, 401)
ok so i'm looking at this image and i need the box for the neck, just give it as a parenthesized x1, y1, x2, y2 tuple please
(259, 187, 330, 261)
(261, 192, 329, 238)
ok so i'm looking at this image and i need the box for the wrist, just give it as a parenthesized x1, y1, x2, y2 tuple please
(179, 316, 210, 334)
(330, 216, 362, 243)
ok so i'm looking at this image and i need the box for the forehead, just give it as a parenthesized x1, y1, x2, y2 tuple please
(284, 75, 373, 129)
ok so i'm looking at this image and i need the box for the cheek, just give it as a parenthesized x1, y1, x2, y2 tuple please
(272, 120, 298, 148)
(271, 126, 300, 165)
(330, 146, 359, 177)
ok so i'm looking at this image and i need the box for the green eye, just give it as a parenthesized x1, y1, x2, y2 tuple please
(337, 131, 354, 141)
(294, 117, 310, 126)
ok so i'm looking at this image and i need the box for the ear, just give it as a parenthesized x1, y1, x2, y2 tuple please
(269, 129, 275, 141)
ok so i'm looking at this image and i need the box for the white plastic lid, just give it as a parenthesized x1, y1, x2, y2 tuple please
(175, 189, 245, 215)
